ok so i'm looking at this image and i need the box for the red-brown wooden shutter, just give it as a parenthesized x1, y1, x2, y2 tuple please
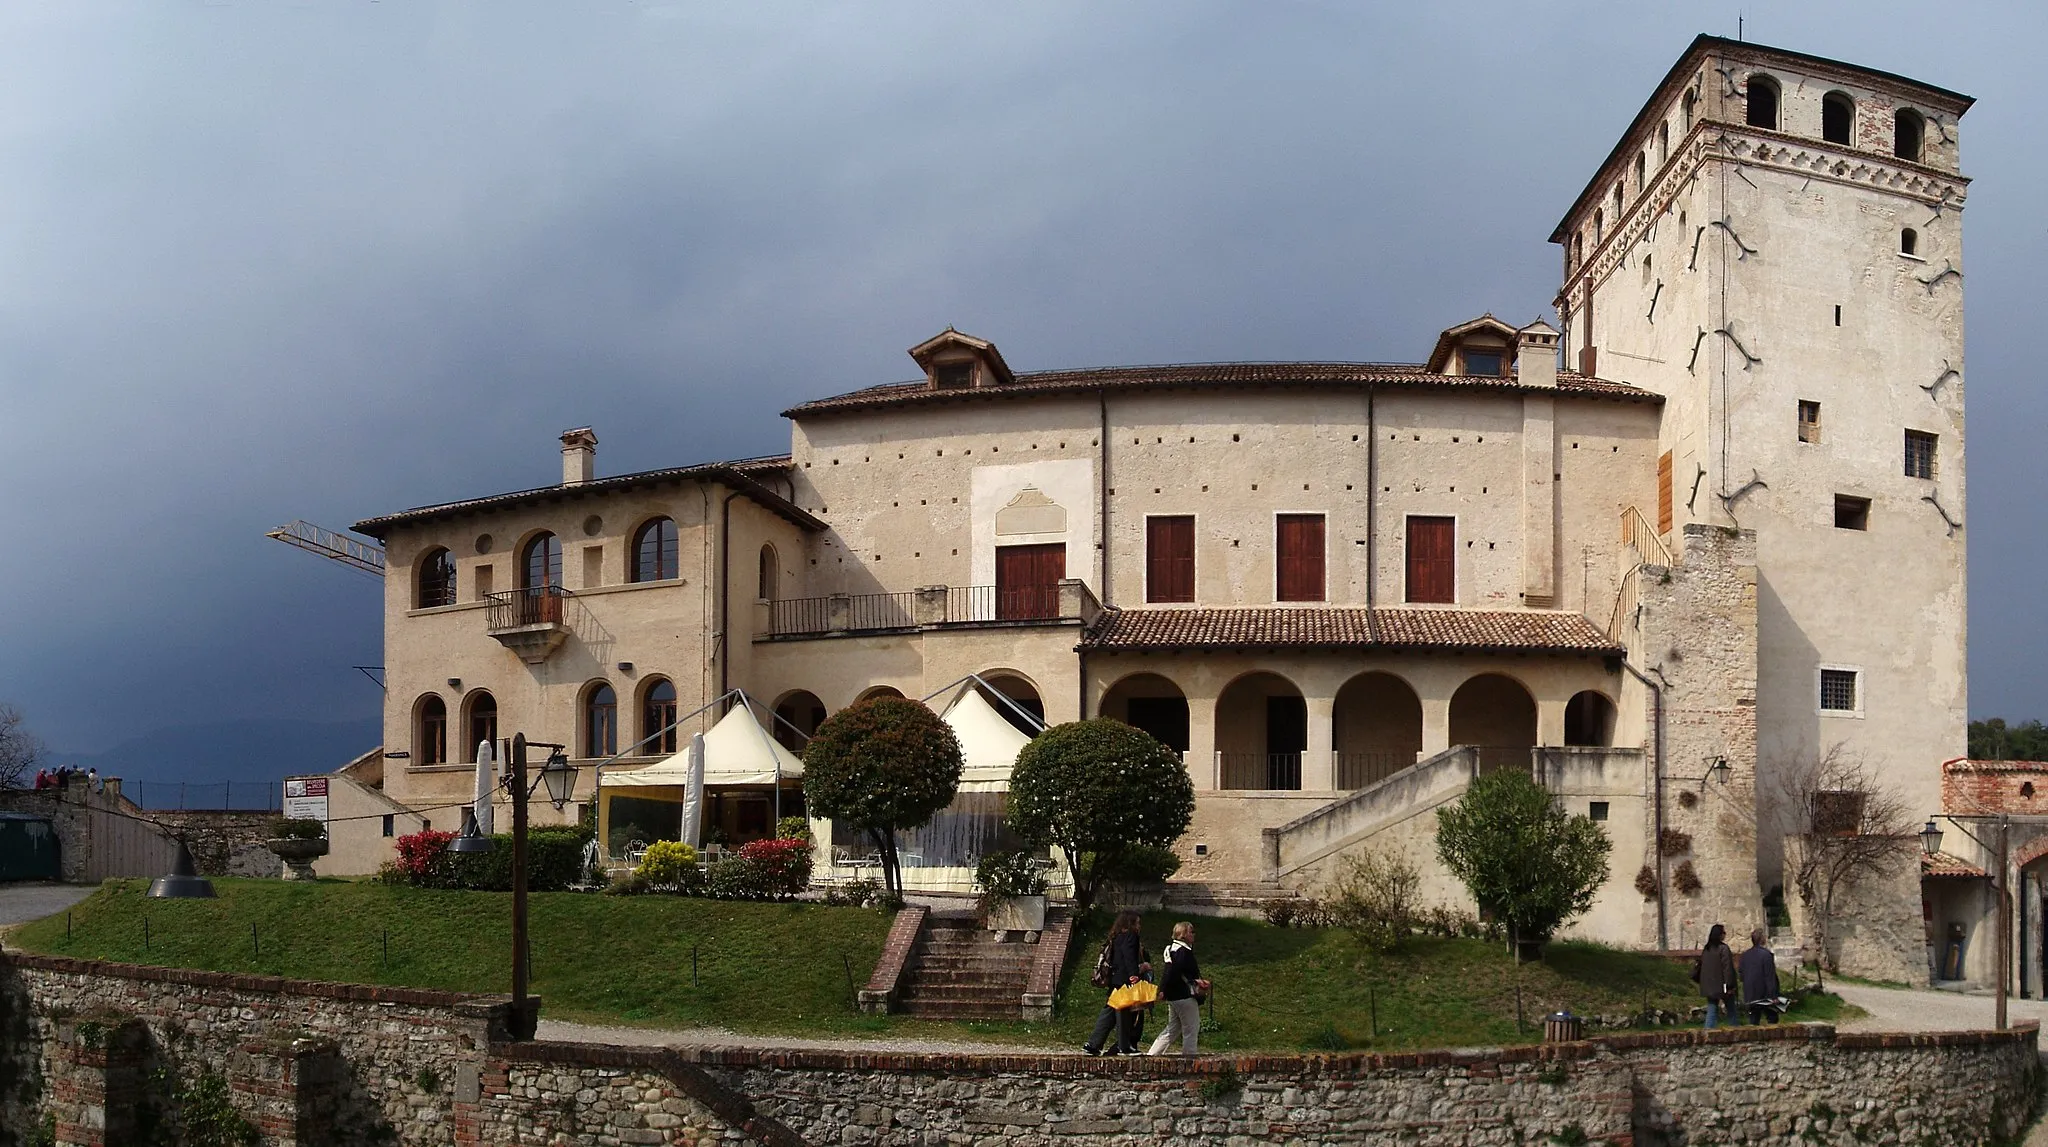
(995, 543, 1065, 620)
(1657, 450, 1674, 534)
(1146, 516, 1195, 603)
(1275, 514, 1325, 602)
(1405, 516, 1456, 604)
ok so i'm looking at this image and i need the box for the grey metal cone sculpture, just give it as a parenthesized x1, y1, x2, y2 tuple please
(147, 839, 217, 898)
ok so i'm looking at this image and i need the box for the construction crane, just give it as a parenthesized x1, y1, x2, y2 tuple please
(265, 520, 386, 579)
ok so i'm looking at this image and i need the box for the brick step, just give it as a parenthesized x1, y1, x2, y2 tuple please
(905, 968, 1033, 988)
(898, 981, 1028, 1001)
(896, 999, 1021, 1018)
(914, 949, 1035, 965)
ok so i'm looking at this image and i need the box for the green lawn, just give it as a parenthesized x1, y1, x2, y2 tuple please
(7, 881, 1856, 1050)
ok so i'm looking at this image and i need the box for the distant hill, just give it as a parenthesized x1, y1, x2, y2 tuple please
(50, 719, 379, 808)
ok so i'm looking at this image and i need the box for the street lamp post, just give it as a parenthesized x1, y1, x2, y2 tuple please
(445, 732, 577, 1041)
(1923, 813, 2010, 1031)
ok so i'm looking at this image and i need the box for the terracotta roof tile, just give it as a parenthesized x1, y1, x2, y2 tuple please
(353, 455, 812, 538)
(785, 363, 1654, 417)
(1922, 851, 1987, 879)
(1078, 607, 1622, 655)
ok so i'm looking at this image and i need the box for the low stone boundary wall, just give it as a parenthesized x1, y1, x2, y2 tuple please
(0, 951, 2039, 1146)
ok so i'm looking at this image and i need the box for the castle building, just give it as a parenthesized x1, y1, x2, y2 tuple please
(332, 36, 1971, 975)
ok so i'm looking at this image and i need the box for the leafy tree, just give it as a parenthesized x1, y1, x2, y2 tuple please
(801, 697, 962, 898)
(1969, 718, 2048, 762)
(0, 704, 45, 790)
(1436, 770, 1611, 960)
(1006, 719, 1195, 914)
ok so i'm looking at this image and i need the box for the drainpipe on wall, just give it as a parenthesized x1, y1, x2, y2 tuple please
(1365, 387, 1377, 612)
(716, 489, 744, 715)
(1098, 390, 1111, 604)
(1620, 657, 1669, 950)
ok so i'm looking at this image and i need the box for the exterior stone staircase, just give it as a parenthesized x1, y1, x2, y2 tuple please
(894, 911, 1036, 1019)
(1162, 880, 1289, 918)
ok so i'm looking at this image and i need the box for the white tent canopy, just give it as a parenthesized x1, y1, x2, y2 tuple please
(940, 686, 1034, 789)
(605, 702, 803, 788)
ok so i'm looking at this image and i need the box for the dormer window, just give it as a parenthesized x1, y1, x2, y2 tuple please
(909, 327, 1015, 391)
(934, 361, 973, 389)
(1463, 350, 1504, 377)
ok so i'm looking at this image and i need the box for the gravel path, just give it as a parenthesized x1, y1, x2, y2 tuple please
(1831, 981, 2048, 1033)
(537, 1019, 1068, 1056)
(0, 883, 95, 930)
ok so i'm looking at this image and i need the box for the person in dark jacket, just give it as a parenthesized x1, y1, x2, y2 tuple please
(1696, 923, 1738, 1029)
(1081, 912, 1150, 1055)
(1739, 928, 1782, 1024)
(1147, 921, 1208, 1056)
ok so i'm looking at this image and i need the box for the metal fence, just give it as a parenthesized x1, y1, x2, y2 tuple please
(846, 591, 915, 631)
(125, 781, 282, 811)
(1218, 752, 1303, 791)
(1335, 751, 1418, 791)
(485, 585, 569, 630)
(767, 596, 833, 636)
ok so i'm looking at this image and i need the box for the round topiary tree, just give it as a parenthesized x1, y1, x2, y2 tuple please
(1006, 719, 1195, 914)
(801, 696, 963, 898)
(1435, 769, 1612, 961)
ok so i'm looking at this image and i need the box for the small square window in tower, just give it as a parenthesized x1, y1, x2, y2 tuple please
(1275, 514, 1325, 602)
(995, 542, 1064, 620)
(1834, 495, 1870, 531)
(1798, 401, 1821, 443)
(1905, 431, 1938, 479)
(1146, 515, 1195, 603)
(1819, 669, 1860, 715)
(1405, 516, 1455, 604)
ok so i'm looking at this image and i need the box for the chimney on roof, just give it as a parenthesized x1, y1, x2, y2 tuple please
(1516, 321, 1560, 389)
(561, 427, 597, 485)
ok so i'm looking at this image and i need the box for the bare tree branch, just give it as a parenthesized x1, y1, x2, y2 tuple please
(0, 704, 46, 790)
(1775, 745, 1918, 975)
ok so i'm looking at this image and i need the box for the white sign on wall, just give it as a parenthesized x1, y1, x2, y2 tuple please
(283, 777, 330, 823)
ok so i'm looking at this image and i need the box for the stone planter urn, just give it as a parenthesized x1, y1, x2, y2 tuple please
(986, 894, 1048, 934)
(267, 837, 329, 881)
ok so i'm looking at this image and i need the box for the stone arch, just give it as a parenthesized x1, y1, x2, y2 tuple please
(856, 685, 906, 704)
(1332, 672, 1424, 788)
(1099, 672, 1189, 753)
(1215, 671, 1305, 790)
(1745, 73, 1780, 130)
(1448, 673, 1537, 751)
(459, 690, 498, 763)
(1564, 690, 1617, 748)
(1822, 90, 1855, 145)
(975, 670, 1045, 734)
(413, 693, 448, 767)
(772, 689, 827, 752)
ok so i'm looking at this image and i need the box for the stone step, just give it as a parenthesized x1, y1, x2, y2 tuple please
(898, 988, 1027, 1007)
(912, 959, 1034, 977)
(905, 968, 1033, 987)
(897, 999, 1020, 1018)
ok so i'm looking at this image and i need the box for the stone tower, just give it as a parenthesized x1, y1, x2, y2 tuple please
(1553, 36, 1973, 900)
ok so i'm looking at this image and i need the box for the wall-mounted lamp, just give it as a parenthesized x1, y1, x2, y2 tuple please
(616, 662, 634, 673)
(447, 677, 463, 690)
(1705, 755, 1731, 786)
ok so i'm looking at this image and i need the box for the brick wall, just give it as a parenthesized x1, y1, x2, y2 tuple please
(1944, 759, 2048, 817)
(0, 952, 2039, 1147)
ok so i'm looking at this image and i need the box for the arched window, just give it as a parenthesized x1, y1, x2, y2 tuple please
(643, 679, 678, 755)
(585, 683, 618, 758)
(416, 695, 448, 766)
(1634, 153, 1646, 195)
(1746, 75, 1780, 130)
(1895, 108, 1924, 161)
(1613, 184, 1624, 219)
(757, 543, 778, 601)
(1901, 228, 1919, 256)
(416, 548, 457, 609)
(631, 517, 677, 583)
(1572, 232, 1583, 270)
(463, 692, 497, 762)
(1594, 209, 1604, 243)
(1642, 252, 1653, 282)
(1658, 120, 1669, 165)
(1682, 89, 1696, 132)
(521, 532, 562, 590)
(1822, 92, 1855, 145)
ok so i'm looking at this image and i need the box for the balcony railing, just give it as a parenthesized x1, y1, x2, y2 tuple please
(1335, 751, 1418, 791)
(1219, 752, 1303, 791)
(763, 580, 1097, 638)
(486, 585, 571, 631)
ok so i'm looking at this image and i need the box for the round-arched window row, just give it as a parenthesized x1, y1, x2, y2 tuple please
(633, 517, 679, 583)
(415, 694, 448, 767)
(417, 548, 457, 609)
(585, 681, 618, 758)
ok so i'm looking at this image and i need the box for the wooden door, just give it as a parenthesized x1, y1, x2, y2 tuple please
(995, 543, 1064, 620)
(1146, 515, 1195, 603)
(1405, 516, 1456, 604)
(1275, 514, 1325, 602)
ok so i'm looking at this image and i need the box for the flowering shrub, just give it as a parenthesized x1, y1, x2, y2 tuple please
(737, 837, 813, 898)
(635, 840, 700, 890)
(394, 829, 455, 885)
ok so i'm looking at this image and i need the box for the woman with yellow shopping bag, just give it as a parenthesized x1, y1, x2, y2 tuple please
(1080, 912, 1152, 1055)
(1147, 921, 1209, 1057)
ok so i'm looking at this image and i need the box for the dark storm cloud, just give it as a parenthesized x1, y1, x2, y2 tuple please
(1, 1, 2042, 757)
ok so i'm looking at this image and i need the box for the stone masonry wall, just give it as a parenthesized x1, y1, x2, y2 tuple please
(0, 953, 2039, 1147)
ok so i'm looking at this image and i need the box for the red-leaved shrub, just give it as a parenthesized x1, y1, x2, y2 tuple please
(737, 837, 814, 898)
(394, 829, 455, 884)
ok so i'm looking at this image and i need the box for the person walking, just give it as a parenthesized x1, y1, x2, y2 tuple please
(1739, 927, 1781, 1024)
(1147, 921, 1209, 1057)
(1082, 912, 1151, 1056)
(1695, 923, 1738, 1029)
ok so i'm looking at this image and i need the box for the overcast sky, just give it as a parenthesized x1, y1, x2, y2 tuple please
(2, 1, 2041, 759)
